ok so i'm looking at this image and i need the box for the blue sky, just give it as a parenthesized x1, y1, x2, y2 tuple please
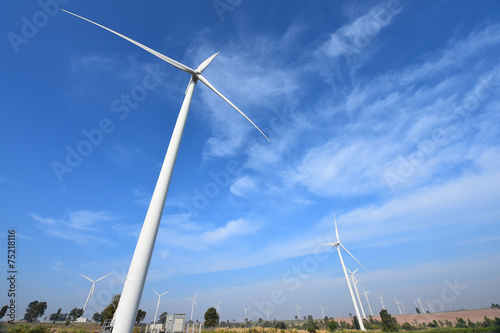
(1, 0, 500, 324)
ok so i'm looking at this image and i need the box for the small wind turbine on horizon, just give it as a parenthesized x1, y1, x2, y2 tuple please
(378, 294, 386, 310)
(348, 268, 367, 319)
(152, 289, 170, 325)
(296, 303, 302, 320)
(320, 305, 326, 319)
(322, 217, 366, 331)
(361, 287, 374, 317)
(393, 297, 403, 315)
(426, 300, 434, 313)
(189, 292, 199, 322)
(215, 299, 222, 315)
(80, 273, 111, 316)
(266, 304, 270, 322)
(61, 9, 269, 333)
(242, 305, 251, 321)
(417, 297, 426, 313)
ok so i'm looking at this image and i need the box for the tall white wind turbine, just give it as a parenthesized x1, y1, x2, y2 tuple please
(80, 273, 111, 316)
(426, 300, 434, 313)
(320, 305, 326, 319)
(266, 304, 270, 322)
(322, 218, 366, 331)
(393, 297, 402, 315)
(361, 287, 373, 317)
(417, 298, 426, 313)
(215, 299, 222, 315)
(152, 289, 171, 325)
(189, 292, 199, 322)
(378, 294, 386, 310)
(401, 301, 406, 314)
(348, 269, 366, 319)
(296, 303, 302, 320)
(242, 305, 251, 320)
(61, 9, 269, 333)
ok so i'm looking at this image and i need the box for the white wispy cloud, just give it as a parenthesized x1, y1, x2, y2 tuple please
(31, 210, 116, 245)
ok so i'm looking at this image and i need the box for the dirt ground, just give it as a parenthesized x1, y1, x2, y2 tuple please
(335, 308, 500, 325)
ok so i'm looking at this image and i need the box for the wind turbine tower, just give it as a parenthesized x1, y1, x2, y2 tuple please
(152, 289, 170, 325)
(320, 305, 326, 319)
(189, 292, 199, 322)
(417, 298, 426, 313)
(348, 269, 367, 319)
(215, 299, 222, 315)
(80, 273, 111, 316)
(61, 9, 269, 333)
(378, 294, 386, 310)
(242, 305, 251, 321)
(393, 297, 402, 315)
(296, 303, 302, 320)
(322, 218, 366, 331)
(266, 304, 270, 322)
(361, 287, 373, 317)
(426, 300, 434, 313)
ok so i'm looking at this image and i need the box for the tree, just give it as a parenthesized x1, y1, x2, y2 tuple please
(101, 295, 120, 324)
(353, 316, 360, 330)
(0, 305, 8, 319)
(93, 312, 103, 323)
(204, 307, 219, 328)
(68, 308, 83, 321)
(136, 309, 147, 324)
(415, 307, 421, 314)
(159, 312, 168, 324)
(328, 320, 338, 332)
(380, 309, 399, 332)
(258, 317, 263, 326)
(24, 301, 47, 323)
(275, 321, 286, 329)
(49, 308, 62, 322)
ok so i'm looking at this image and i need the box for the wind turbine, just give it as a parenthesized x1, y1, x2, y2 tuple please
(242, 305, 251, 321)
(426, 300, 434, 313)
(61, 9, 269, 333)
(215, 299, 222, 315)
(80, 273, 111, 316)
(322, 218, 366, 331)
(401, 301, 406, 314)
(152, 289, 171, 325)
(266, 304, 270, 322)
(393, 297, 402, 315)
(189, 292, 199, 322)
(361, 287, 374, 317)
(378, 294, 386, 310)
(417, 297, 426, 313)
(296, 303, 302, 320)
(348, 268, 367, 319)
(320, 305, 326, 319)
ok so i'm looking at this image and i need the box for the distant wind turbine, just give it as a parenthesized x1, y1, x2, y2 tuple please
(61, 9, 269, 333)
(401, 301, 407, 314)
(393, 297, 402, 315)
(152, 289, 170, 325)
(296, 303, 302, 320)
(266, 304, 270, 322)
(215, 299, 222, 315)
(426, 300, 434, 313)
(417, 297, 426, 313)
(361, 287, 374, 317)
(189, 292, 199, 322)
(378, 294, 386, 310)
(348, 268, 367, 319)
(322, 218, 366, 331)
(242, 305, 251, 320)
(320, 305, 326, 319)
(80, 273, 111, 316)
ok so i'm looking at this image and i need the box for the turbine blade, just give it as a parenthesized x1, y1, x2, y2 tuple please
(61, 9, 196, 75)
(321, 242, 339, 247)
(80, 273, 94, 282)
(95, 273, 111, 282)
(152, 289, 159, 296)
(340, 244, 365, 269)
(197, 74, 270, 142)
(161, 290, 171, 296)
(197, 52, 219, 73)
(334, 217, 340, 242)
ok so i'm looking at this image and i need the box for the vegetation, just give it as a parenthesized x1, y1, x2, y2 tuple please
(135, 309, 147, 324)
(1, 305, 8, 319)
(159, 311, 168, 324)
(204, 307, 220, 328)
(23, 301, 47, 323)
